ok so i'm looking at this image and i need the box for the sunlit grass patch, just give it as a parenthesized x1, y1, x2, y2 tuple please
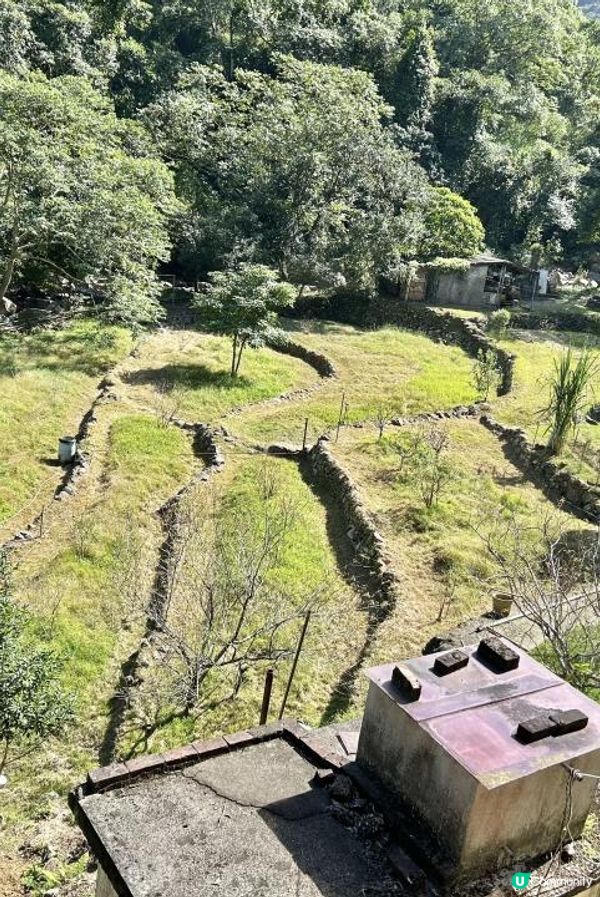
(129, 454, 366, 754)
(232, 322, 478, 444)
(497, 333, 600, 481)
(0, 320, 131, 530)
(332, 419, 592, 661)
(118, 329, 316, 423)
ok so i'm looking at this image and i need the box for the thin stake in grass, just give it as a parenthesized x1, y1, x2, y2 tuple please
(539, 348, 598, 456)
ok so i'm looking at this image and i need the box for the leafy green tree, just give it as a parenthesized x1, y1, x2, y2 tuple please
(194, 264, 296, 376)
(419, 186, 485, 260)
(0, 71, 179, 324)
(0, 554, 74, 779)
(149, 56, 428, 290)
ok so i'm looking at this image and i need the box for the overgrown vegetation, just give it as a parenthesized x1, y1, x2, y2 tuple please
(472, 348, 501, 400)
(0, 553, 74, 779)
(2, 0, 600, 318)
(539, 348, 598, 455)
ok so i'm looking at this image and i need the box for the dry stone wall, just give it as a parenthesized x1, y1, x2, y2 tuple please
(266, 337, 336, 379)
(511, 310, 600, 336)
(480, 415, 600, 522)
(307, 437, 399, 610)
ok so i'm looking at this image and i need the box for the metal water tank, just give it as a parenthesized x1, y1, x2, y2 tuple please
(58, 436, 77, 465)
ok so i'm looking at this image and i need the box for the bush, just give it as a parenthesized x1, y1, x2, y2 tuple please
(472, 348, 501, 400)
(487, 308, 511, 338)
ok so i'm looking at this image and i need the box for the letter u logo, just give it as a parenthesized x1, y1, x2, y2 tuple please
(512, 872, 531, 890)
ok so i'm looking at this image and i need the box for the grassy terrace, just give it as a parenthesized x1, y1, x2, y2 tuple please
(2, 314, 599, 891)
(0, 320, 131, 534)
(117, 329, 316, 422)
(2, 411, 195, 836)
(496, 332, 600, 482)
(129, 454, 366, 754)
(231, 321, 478, 444)
(331, 419, 591, 662)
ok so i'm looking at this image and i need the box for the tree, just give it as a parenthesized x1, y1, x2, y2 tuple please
(419, 186, 485, 261)
(481, 516, 600, 696)
(194, 264, 296, 376)
(396, 426, 456, 509)
(148, 56, 428, 289)
(0, 554, 74, 779)
(472, 349, 501, 400)
(0, 71, 180, 324)
(539, 348, 598, 456)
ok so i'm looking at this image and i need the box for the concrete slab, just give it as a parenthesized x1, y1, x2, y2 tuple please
(78, 738, 400, 897)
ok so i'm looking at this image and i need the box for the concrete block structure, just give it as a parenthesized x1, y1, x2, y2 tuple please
(357, 640, 600, 883)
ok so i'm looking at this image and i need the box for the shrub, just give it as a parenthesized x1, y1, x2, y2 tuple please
(472, 348, 501, 400)
(487, 308, 511, 338)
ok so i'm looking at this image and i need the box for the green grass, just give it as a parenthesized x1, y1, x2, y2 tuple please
(131, 454, 367, 753)
(497, 332, 600, 481)
(118, 329, 316, 423)
(1, 414, 196, 837)
(20, 415, 194, 703)
(332, 419, 592, 660)
(0, 319, 131, 531)
(232, 322, 478, 444)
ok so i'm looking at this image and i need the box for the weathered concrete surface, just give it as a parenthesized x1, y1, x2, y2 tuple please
(357, 645, 600, 884)
(80, 739, 398, 897)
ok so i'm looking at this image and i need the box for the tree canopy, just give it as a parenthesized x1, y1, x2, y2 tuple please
(194, 264, 296, 376)
(1, 0, 599, 313)
(0, 70, 179, 323)
(149, 57, 430, 290)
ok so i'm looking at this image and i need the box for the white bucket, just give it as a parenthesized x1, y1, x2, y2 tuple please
(58, 436, 77, 465)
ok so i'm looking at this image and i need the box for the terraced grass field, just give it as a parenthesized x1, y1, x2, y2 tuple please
(1, 313, 598, 896)
(497, 332, 600, 481)
(0, 320, 131, 535)
(332, 419, 592, 661)
(231, 321, 478, 444)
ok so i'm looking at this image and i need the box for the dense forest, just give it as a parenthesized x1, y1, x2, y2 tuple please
(1, 0, 600, 323)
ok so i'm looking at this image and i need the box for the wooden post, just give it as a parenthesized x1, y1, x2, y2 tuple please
(259, 668, 274, 726)
(279, 611, 311, 720)
(302, 418, 309, 452)
(335, 392, 346, 443)
(39, 507, 45, 538)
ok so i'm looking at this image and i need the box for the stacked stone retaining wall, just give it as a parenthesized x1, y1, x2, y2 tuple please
(307, 438, 399, 610)
(480, 415, 600, 522)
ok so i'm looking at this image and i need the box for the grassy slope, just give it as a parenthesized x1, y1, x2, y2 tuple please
(1, 326, 323, 844)
(0, 320, 131, 534)
(497, 332, 600, 481)
(3, 316, 600, 890)
(135, 453, 367, 754)
(117, 329, 316, 422)
(332, 419, 591, 662)
(232, 322, 478, 444)
(1, 413, 195, 838)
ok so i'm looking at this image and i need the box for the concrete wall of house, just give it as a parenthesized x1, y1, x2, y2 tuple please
(430, 266, 487, 308)
(96, 867, 118, 897)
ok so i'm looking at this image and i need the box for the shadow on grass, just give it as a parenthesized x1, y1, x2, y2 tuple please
(296, 457, 397, 726)
(122, 364, 250, 391)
